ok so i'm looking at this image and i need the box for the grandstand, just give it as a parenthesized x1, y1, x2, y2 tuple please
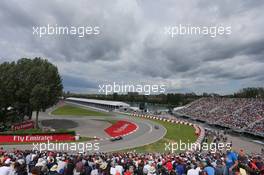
(174, 97, 264, 137)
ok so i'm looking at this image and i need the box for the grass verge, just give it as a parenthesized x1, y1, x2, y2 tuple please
(120, 119, 197, 153)
(51, 105, 110, 116)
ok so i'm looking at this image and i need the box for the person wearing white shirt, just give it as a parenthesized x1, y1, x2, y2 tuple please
(187, 164, 200, 175)
(110, 162, 116, 175)
(0, 159, 12, 175)
(115, 163, 124, 175)
(143, 163, 151, 174)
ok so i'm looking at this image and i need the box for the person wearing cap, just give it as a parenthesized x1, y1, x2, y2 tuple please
(0, 158, 12, 175)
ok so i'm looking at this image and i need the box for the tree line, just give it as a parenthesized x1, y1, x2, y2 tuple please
(233, 87, 264, 98)
(65, 87, 264, 108)
(0, 58, 63, 128)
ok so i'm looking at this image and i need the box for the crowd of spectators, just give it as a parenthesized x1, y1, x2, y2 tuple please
(175, 98, 264, 135)
(0, 127, 263, 175)
(0, 147, 263, 175)
(246, 120, 264, 137)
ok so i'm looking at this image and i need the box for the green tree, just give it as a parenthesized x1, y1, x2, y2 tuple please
(29, 58, 63, 128)
(15, 58, 35, 119)
(30, 85, 49, 128)
(0, 62, 17, 122)
(0, 58, 63, 128)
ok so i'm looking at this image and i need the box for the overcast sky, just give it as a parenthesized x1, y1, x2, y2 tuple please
(0, 0, 263, 95)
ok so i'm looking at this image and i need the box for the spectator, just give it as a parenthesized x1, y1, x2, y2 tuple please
(187, 164, 200, 175)
(0, 158, 12, 175)
(224, 151, 238, 175)
(203, 161, 215, 175)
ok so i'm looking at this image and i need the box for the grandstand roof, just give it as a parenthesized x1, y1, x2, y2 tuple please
(66, 97, 130, 107)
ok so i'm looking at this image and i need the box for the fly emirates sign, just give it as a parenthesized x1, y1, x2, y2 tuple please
(13, 135, 53, 142)
(0, 134, 75, 143)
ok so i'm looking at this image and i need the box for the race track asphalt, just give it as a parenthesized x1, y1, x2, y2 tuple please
(2, 103, 167, 153)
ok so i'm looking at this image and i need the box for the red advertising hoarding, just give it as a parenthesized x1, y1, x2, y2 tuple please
(0, 133, 75, 143)
(11, 120, 35, 131)
(104, 120, 137, 137)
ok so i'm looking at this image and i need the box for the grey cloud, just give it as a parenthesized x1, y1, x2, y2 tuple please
(0, 0, 264, 94)
(62, 74, 98, 90)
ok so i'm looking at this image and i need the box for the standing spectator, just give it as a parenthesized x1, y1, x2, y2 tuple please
(204, 161, 215, 175)
(91, 164, 99, 175)
(75, 157, 85, 174)
(187, 164, 199, 175)
(215, 160, 224, 175)
(0, 158, 12, 175)
(65, 158, 74, 175)
(175, 160, 185, 175)
(115, 161, 124, 175)
(225, 151, 238, 175)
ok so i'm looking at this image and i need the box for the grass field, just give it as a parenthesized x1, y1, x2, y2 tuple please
(122, 119, 197, 153)
(51, 105, 110, 116)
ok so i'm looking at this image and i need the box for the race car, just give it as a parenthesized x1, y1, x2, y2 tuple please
(154, 125, 159, 129)
(110, 136, 123, 142)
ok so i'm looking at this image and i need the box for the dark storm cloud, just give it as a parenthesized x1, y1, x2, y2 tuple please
(0, 0, 264, 94)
